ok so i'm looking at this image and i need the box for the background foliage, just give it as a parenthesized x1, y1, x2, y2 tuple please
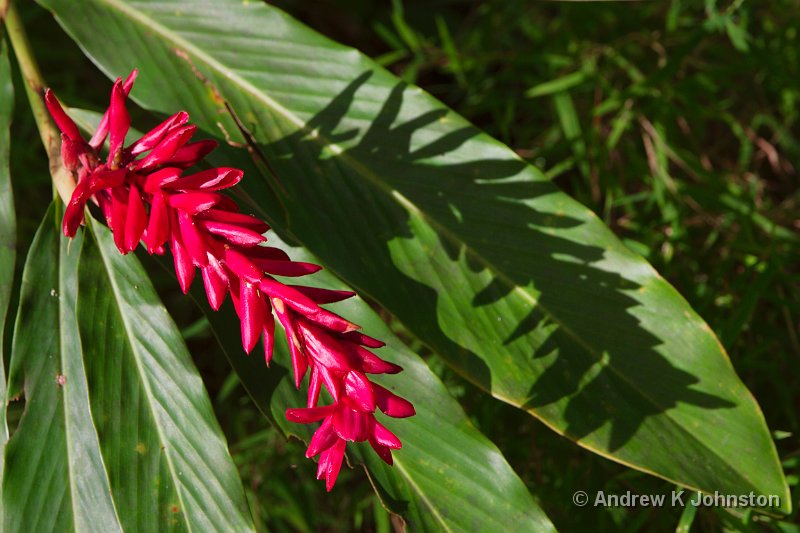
(3, 1, 798, 531)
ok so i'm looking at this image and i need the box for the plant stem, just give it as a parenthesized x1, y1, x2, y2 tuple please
(2, 0, 74, 204)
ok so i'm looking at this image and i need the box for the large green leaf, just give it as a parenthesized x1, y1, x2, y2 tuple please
(3, 206, 255, 532)
(65, 106, 556, 531)
(198, 233, 556, 532)
(0, 35, 16, 495)
(39, 0, 790, 513)
(3, 207, 121, 532)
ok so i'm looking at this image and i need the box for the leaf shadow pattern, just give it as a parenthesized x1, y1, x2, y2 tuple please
(227, 71, 735, 455)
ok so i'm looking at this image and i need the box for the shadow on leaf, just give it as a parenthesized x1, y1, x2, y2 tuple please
(217, 70, 735, 456)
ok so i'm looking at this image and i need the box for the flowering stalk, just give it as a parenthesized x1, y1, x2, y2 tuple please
(3, 0, 75, 204)
(46, 70, 414, 491)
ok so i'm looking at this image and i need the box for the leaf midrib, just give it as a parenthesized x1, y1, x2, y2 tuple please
(90, 0, 758, 494)
(57, 235, 78, 532)
(392, 460, 454, 533)
(91, 220, 194, 533)
(56, 239, 107, 531)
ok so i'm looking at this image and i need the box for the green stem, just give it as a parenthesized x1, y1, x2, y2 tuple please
(2, 0, 75, 204)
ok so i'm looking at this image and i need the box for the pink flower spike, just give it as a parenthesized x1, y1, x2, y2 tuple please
(196, 220, 266, 247)
(60, 135, 83, 172)
(110, 187, 128, 254)
(62, 168, 126, 237)
(229, 276, 242, 317)
(44, 89, 84, 143)
(306, 417, 338, 458)
(316, 449, 330, 480)
(372, 420, 402, 449)
(213, 195, 240, 213)
(349, 343, 403, 375)
(121, 69, 139, 92)
(255, 260, 321, 277)
(62, 180, 92, 237)
(144, 167, 182, 194)
(88, 168, 128, 193)
(164, 167, 243, 191)
(246, 245, 289, 262)
(368, 436, 394, 465)
(316, 362, 343, 401)
(89, 69, 138, 149)
(134, 124, 198, 170)
(323, 439, 347, 492)
(177, 211, 209, 266)
(47, 71, 414, 491)
(124, 184, 147, 252)
(168, 139, 218, 168)
(223, 247, 265, 284)
(240, 281, 265, 354)
(344, 371, 376, 412)
(304, 307, 360, 334)
(285, 405, 334, 424)
(272, 298, 308, 388)
(261, 276, 320, 316)
(197, 209, 270, 234)
(97, 191, 113, 226)
(201, 253, 229, 310)
(340, 330, 386, 349)
(291, 286, 355, 305)
(373, 384, 416, 418)
(298, 322, 353, 373)
(307, 366, 322, 407)
(169, 222, 195, 294)
(169, 191, 222, 214)
(262, 308, 275, 366)
(129, 111, 189, 156)
(108, 81, 131, 168)
(332, 405, 372, 442)
(143, 192, 170, 253)
(259, 278, 359, 333)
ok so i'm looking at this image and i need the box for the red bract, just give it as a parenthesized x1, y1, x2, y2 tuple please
(46, 70, 414, 491)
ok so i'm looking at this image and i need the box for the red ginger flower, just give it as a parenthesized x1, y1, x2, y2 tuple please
(46, 70, 414, 491)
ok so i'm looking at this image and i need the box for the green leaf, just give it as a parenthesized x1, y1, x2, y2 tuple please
(525, 71, 587, 98)
(553, 91, 590, 180)
(0, 34, 17, 501)
(39, 0, 790, 513)
(724, 17, 750, 52)
(198, 233, 556, 532)
(3, 206, 121, 533)
(65, 107, 555, 530)
(3, 206, 255, 532)
(78, 217, 255, 532)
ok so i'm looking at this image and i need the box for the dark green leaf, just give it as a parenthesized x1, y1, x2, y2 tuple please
(77, 217, 255, 532)
(201, 233, 556, 532)
(3, 206, 121, 532)
(525, 71, 587, 98)
(2, 206, 255, 532)
(67, 107, 557, 530)
(39, 0, 790, 513)
(0, 34, 17, 504)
